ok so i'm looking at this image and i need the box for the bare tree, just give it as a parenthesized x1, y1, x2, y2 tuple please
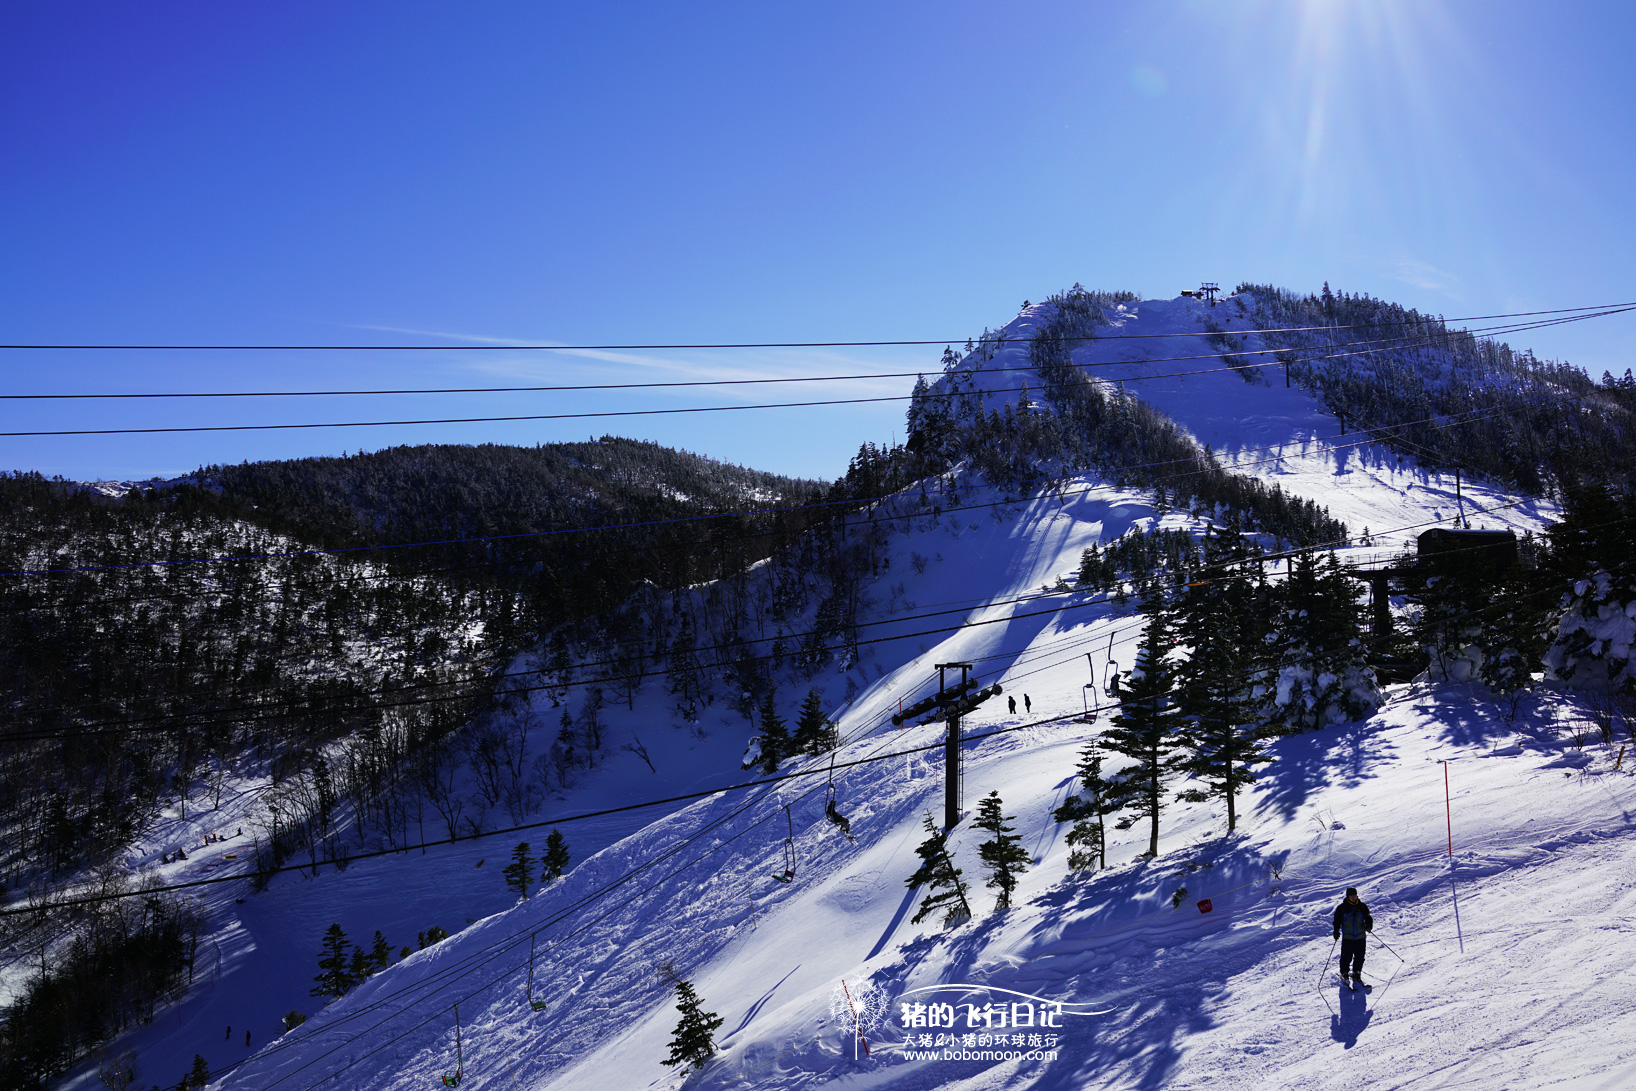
(419, 745, 465, 840)
(621, 734, 657, 774)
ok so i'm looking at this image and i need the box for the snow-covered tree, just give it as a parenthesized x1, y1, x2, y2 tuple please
(1543, 485, 1636, 695)
(1261, 551, 1381, 732)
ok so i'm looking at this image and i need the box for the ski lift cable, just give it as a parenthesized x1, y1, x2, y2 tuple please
(4, 298, 1626, 354)
(1, 306, 1622, 438)
(1, 305, 1611, 399)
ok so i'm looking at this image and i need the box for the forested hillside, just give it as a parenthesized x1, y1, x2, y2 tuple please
(1236, 282, 1636, 496)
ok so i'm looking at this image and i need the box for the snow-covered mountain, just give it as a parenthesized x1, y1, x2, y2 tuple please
(48, 293, 1636, 1091)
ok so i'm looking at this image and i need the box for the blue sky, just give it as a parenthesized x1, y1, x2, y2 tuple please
(2, 0, 1633, 481)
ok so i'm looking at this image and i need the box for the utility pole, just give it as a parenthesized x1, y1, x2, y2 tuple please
(937, 662, 971, 830)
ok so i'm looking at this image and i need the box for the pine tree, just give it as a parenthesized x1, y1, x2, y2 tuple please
(503, 841, 534, 898)
(973, 791, 1029, 911)
(659, 972, 724, 1071)
(1173, 531, 1270, 832)
(1102, 611, 1185, 857)
(347, 946, 373, 985)
(1262, 550, 1380, 732)
(310, 923, 352, 999)
(755, 690, 789, 774)
(541, 829, 571, 882)
(186, 1054, 210, 1089)
(1052, 741, 1119, 871)
(791, 689, 837, 756)
(370, 930, 392, 973)
(904, 813, 974, 926)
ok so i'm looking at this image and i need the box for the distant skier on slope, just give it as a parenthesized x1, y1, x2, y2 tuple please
(1332, 887, 1374, 988)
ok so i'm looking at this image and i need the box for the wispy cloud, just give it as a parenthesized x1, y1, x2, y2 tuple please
(1390, 257, 1463, 298)
(338, 323, 922, 403)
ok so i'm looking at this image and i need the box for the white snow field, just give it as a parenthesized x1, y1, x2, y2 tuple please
(57, 294, 1636, 1091)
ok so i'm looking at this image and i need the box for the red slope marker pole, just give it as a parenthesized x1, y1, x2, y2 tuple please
(841, 979, 870, 1059)
(1440, 760, 1452, 856)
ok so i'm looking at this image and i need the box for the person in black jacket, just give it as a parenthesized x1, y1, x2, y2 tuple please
(1332, 887, 1373, 985)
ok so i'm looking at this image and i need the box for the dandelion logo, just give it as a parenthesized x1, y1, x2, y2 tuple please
(828, 979, 890, 1059)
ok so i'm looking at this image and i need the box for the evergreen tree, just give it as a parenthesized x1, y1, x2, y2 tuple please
(904, 813, 974, 926)
(1262, 551, 1380, 732)
(791, 689, 837, 756)
(755, 690, 789, 774)
(370, 931, 392, 973)
(659, 973, 724, 1071)
(541, 829, 571, 882)
(1052, 741, 1119, 871)
(186, 1054, 209, 1089)
(1102, 611, 1185, 856)
(503, 841, 534, 898)
(1543, 484, 1636, 694)
(973, 791, 1029, 911)
(1172, 531, 1271, 832)
(347, 946, 373, 985)
(310, 923, 352, 999)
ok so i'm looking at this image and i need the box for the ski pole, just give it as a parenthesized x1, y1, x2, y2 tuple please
(1316, 932, 1339, 988)
(1369, 933, 1407, 963)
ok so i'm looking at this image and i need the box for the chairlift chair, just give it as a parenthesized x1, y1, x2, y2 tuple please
(772, 804, 796, 883)
(526, 935, 548, 1011)
(1102, 634, 1120, 699)
(441, 1004, 464, 1086)
(823, 756, 855, 841)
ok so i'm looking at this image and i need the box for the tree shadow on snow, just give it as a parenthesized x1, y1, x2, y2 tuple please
(879, 840, 1306, 1091)
(1255, 720, 1396, 822)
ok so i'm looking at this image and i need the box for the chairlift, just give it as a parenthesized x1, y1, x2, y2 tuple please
(440, 1004, 464, 1087)
(1102, 634, 1120, 698)
(1082, 683, 1098, 724)
(526, 934, 547, 1012)
(772, 804, 796, 883)
(823, 755, 855, 841)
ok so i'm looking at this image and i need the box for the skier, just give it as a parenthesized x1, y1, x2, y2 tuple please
(1008, 695, 1017, 715)
(1331, 886, 1374, 988)
(1024, 694, 1031, 714)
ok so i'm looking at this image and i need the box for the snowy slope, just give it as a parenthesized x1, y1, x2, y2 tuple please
(78, 294, 1636, 1091)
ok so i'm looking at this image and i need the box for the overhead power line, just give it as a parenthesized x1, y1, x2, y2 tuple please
(1, 300, 1629, 353)
(1, 306, 1622, 438)
(3, 305, 1624, 402)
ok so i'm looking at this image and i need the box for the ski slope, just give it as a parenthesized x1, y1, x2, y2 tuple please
(59, 294, 1636, 1091)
